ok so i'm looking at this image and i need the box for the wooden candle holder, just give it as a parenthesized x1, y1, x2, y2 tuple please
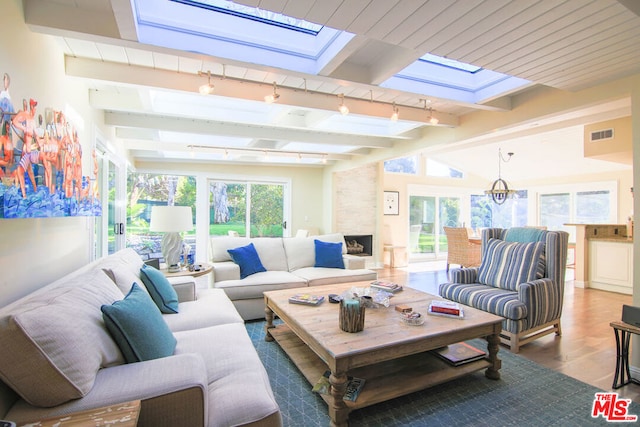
(339, 298, 365, 333)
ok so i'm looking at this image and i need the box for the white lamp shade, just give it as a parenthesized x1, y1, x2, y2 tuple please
(149, 206, 193, 232)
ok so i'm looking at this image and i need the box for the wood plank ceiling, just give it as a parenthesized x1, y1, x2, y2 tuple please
(21, 0, 640, 168)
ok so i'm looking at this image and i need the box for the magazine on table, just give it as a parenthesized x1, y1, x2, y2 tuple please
(312, 370, 366, 402)
(288, 294, 325, 305)
(370, 280, 403, 293)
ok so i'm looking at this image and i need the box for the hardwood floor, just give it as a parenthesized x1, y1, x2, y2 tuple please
(375, 262, 640, 404)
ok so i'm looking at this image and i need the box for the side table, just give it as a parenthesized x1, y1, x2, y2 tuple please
(161, 263, 212, 278)
(18, 400, 140, 426)
(610, 321, 640, 389)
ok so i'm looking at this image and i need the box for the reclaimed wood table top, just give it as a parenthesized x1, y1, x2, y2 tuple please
(264, 281, 503, 427)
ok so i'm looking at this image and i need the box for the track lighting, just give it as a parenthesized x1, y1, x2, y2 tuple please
(264, 81, 280, 104)
(198, 70, 214, 95)
(390, 102, 399, 122)
(338, 93, 349, 115)
(421, 99, 439, 125)
(428, 108, 439, 125)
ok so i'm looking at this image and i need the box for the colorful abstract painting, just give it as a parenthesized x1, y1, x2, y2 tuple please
(0, 72, 101, 218)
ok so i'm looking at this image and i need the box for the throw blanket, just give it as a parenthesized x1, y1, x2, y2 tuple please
(504, 227, 544, 243)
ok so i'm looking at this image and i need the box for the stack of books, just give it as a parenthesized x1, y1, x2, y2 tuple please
(288, 294, 325, 306)
(428, 300, 464, 318)
(370, 280, 403, 293)
(431, 342, 487, 366)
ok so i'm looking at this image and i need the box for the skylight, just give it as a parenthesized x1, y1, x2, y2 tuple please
(173, 0, 323, 34)
(420, 53, 481, 73)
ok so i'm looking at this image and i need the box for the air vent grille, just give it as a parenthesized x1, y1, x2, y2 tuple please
(590, 128, 614, 142)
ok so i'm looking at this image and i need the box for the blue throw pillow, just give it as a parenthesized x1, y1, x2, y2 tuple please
(314, 239, 345, 269)
(139, 264, 179, 314)
(228, 243, 267, 279)
(101, 283, 177, 363)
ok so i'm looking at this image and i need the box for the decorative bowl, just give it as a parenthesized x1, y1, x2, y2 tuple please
(400, 311, 425, 326)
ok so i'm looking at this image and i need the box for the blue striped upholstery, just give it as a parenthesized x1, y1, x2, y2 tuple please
(440, 228, 569, 337)
(439, 283, 527, 321)
(477, 238, 545, 291)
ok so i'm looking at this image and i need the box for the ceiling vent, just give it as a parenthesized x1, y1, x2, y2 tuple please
(590, 128, 614, 142)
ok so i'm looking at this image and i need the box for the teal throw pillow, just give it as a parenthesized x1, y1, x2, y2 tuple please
(101, 283, 177, 363)
(139, 264, 179, 314)
(314, 239, 345, 269)
(228, 243, 267, 279)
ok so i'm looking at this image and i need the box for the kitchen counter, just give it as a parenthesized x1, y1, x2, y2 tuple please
(565, 223, 633, 294)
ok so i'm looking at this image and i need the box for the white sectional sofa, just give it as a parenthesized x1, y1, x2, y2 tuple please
(0, 248, 281, 427)
(210, 233, 378, 320)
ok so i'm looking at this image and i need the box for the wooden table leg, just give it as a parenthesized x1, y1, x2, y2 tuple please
(485, 333, 502, 380)
(328, 371, 349, 427)
(264, 304, 275, 342)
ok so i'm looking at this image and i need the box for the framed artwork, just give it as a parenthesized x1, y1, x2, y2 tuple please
(383, 191, 399, 215)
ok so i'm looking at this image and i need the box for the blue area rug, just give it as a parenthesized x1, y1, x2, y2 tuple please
(245, 320, 640, 426)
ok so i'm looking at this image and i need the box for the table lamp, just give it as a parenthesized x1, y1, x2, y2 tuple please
(149, 206, 193, 272)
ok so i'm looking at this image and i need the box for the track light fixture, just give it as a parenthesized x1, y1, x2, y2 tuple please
(338, 93, 349, 115)
(198, 70, 215, 95)
(421, 99, 439, 125)
(264, 81, 280, 104)
(428, 108, 439, 125)
(390, 102, 399, 122)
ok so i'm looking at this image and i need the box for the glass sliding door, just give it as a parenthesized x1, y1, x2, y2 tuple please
(250, 183, 284, 237)
(438, 197, 461, 253)
(93, 146, 125, 259)
(409, 196, 435, 255)
(210, 180, 287, 237)
(409, 194, 461, 258)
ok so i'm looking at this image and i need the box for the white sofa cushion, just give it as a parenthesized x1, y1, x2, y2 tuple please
(214, 271, 306, 300)
(251, 238, 288, 271)
(283, 233, 347, 271)
(293, 267, 378, 287)
(0, 269, 124, 407)
(210, 237, 251, 262)
(210, 237, 288, 271)
(174, 324, 281, 427)
(163, 289, 244, 332)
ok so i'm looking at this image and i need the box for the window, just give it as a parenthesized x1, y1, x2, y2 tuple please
(537, 184, 615, 240)
(470, 191, 528, 229)
(209, 180, 285, 237)
(126, 173, 196, 260)
(426, 158, 463, 178)
(384, 156, 417, 174)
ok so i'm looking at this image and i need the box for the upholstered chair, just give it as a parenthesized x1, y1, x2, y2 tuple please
(439, 227, 569, 352)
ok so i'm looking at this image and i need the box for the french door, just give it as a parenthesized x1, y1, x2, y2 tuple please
(94, 144, 126, 258)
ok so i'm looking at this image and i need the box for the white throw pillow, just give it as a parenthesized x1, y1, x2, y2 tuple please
(0, 269, 124, 407)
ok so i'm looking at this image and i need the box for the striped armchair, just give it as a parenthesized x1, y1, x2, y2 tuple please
(439, 227, 569, 353)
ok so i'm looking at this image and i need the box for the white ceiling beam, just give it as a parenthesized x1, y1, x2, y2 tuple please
(106, 112, 398, 148)
(67, 56, 460, 126)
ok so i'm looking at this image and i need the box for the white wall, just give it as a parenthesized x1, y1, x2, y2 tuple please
(0, 0, 108, 306)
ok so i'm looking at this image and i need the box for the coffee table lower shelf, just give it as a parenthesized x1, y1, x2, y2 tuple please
(268, 324, 492, 411)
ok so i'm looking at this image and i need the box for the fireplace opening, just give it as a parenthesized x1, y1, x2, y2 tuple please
(344, 235, 373, 257)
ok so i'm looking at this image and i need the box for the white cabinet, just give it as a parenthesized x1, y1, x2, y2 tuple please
(589, 240, 633, 294)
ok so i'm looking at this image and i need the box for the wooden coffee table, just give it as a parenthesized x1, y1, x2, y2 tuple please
(264, 282, 503, 427)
